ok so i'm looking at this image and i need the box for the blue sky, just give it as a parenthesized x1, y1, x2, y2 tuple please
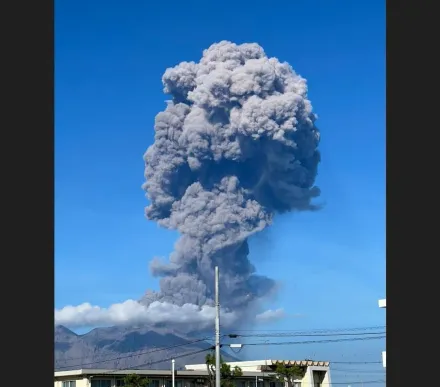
(55, 0, 385, 383)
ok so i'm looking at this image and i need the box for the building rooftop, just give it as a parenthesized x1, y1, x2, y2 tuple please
(55, 359, 330, 379)
(55, 369, 210, 378)
(185, 359, 330, 370)
(54, 368, 276, 379)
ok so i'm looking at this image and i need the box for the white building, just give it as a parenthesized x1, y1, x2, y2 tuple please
(54, 360, 332, 387)
(55, 369, 215, 387)
(186, 359, 332, 387)
(378, 298, 386, 368)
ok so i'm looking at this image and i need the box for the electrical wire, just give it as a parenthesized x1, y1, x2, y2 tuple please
(224, 325, 385, 333)
(77, 350, 386, 387)
(222, 335, 385, 346)
(228, 362, 383, 368)
(55, 334, 215, 364)
(99, 347, 215, 375)
(55, 325, 385, 371)
(331, 369, 386, 373)
(330, 361, 382, 364)
(56, 342, 386, 387)
(55, 336, 220, 371)
(227, 332, 385, 338)
(322, 381, 385, 385)
(56, 335, 384, 370)
(64, 346, 385, 387)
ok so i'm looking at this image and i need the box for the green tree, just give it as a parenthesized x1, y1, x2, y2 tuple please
(272, 363, 306, 387)
(206, 352, 243, 387)
(122, 374, 150, 387)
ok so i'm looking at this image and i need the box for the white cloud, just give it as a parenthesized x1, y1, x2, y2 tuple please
(55, 300, 238, 329)
(255, 308, 286, 323)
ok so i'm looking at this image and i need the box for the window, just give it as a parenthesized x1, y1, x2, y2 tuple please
(62, 382, 76, 387)
(176, 380, 195, 387)
(149, 380, 160, 387)
(166, 380, 173, 387)
(176, 380, 194, 387)
(116, 379, 125, 387)
(91, 380, 112, 387)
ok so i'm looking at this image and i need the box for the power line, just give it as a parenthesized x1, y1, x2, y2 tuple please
(225, 325, 385, 333)
(229, 361, 383, 368)
(78, 352, 386, 387)
(55, 334, 215, 364)
(72, 346, 385, 386)
(55, 325, 386, 370)
(223, 335, 385, 346)
(228, 332, 385, 338)
(326, 381, 385, 385)
(330, 361, 382, 364)
(55, 336, 219, 371)
(56, 344, 386, 387)
(56, 335, 384, 370)
(223, 332, 384, 355)
(56, 325, 384, 358)
(100, 347, 214, 375)
(331, 368, 386, 373)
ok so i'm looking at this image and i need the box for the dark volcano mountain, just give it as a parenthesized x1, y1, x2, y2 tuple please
(55, 325, 239, 371)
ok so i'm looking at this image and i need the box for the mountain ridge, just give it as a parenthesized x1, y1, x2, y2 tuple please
(55, 324, 239, 371)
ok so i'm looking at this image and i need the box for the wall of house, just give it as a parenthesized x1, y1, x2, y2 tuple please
(320, 369, 331, 386)
(54, 372, 325, 387)
(300, 367, 331, 387)
(300, 370, 312, 387)
(54, 376, 227, 387)
(54, 376, 89, 387)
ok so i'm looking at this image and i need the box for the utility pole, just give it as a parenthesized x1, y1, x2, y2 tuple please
(172, 359, 175, 387)
(215, 266, 221, 387)
(378, 299, 386, 368)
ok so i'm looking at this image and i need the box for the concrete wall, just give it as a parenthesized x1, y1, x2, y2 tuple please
(301, 369, 312, 387)
(321, 369, 331, 386)
(302, 366, 331, 387)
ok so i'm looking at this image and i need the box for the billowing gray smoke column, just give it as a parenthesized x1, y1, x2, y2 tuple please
(141, 41, 321, 320)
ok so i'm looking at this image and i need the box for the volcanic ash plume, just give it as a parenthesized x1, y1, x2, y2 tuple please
(141, 41, 321, 323)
